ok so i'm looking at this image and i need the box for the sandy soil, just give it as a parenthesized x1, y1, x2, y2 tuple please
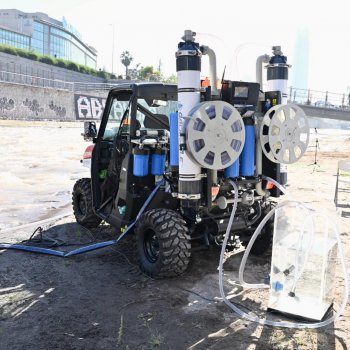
(0, 121, 349, 350)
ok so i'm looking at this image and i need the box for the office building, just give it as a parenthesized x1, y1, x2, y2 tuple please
(0, 9, 97, 68)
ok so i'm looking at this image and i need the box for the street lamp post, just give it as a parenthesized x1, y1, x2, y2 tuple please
(110, 24, 115, 75)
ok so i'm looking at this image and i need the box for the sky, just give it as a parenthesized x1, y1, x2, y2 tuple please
(2, 0, 350, 93)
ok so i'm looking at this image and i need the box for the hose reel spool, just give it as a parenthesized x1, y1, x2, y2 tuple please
(186, 101, 245, 170)
(259, 104, 310, 164)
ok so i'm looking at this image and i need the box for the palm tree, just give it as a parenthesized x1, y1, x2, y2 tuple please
(120, 51, 133, 78)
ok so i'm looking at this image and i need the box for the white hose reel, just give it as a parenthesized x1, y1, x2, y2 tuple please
(186, 101, 245, 170)
(260, 104, 310, 164)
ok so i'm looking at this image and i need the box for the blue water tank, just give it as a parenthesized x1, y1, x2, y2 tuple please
(151, 148, 167, 175)
(133, 148, 150, 177)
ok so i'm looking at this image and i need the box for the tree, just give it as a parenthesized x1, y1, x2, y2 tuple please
(164, 74, 177, 84)
(139, 65, 154, 80)
(120, 51, 133, 78)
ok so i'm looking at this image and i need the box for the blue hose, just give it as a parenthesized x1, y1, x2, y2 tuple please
(0, 181, 163, 257)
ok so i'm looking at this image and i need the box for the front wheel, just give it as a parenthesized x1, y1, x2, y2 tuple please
(135, 209, 191, 278)
(72, 178, 102, 228)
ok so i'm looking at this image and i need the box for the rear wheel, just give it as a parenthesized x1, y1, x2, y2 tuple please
(135, 208, 191, 278)
(72, 178, 102, 228)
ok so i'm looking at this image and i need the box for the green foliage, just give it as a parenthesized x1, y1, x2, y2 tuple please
(0, 45, 17, 55)
(55, 59, 68, 69)
(67, 61, 79, 72)
(97, 69, 108, 79)
(38, 55, 54, 65)
(26, 51, 38, 60)
(120, 50, 133, 77)
(16, 49, 30, 59)
(163, 74, 177, 84)
(78, 64, 89, 74)
(0, 44, 114, 79)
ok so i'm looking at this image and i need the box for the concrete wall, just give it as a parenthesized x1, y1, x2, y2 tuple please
(0, 81, 110, 121)
(0, 81, 75, 120)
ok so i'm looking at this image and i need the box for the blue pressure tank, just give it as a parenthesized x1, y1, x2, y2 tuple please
(132, 147, 150, 177)
(225, 159, 240, 178)
(151, 148, 167, 175)
(169, 112, 179, 167)
(240, 118, 255, 176)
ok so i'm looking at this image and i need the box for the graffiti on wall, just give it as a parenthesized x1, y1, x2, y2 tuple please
(49, 101, 67, 118)
(74, 94, 106, 120)
(23, 98, 44, 116)
(0, 97, 15, 111)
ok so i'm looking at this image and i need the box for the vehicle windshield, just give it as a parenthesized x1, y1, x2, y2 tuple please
(136, 98, 178, 128)
(103, 95, 178, 140)
(103, 98, 130, 140)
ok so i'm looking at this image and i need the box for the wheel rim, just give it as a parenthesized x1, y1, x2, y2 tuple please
(143, 228, 159, 263)
(77, 193, 87, 216)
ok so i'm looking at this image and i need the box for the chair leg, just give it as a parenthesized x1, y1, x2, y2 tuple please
(334, 168, 339, 206)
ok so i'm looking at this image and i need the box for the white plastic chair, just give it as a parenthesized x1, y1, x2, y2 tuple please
(334, 159, 350, 206)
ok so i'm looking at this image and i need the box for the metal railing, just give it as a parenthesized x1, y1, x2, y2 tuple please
(72, 80, 139, 92)
(1, 69, 349, 111)
(73, 82, 119, 92)
(289, 87, 350, 110)
(0, 70, 74, 91)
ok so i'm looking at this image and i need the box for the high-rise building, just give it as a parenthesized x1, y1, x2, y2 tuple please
(0, 9, 97, 68)
(291, 27, 309, 90)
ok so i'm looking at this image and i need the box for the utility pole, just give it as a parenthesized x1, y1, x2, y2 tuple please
(110, 24, 115, 74)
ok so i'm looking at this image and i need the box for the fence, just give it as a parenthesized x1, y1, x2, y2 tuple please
(288, 87, 349, 109)
(0, 70, 74, 91)
(1, 69, 349, 111)
(73, 82, 119, 92)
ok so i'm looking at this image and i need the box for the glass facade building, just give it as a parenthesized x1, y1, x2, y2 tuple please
(0, 9, 97, 69)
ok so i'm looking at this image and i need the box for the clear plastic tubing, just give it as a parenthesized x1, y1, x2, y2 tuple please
(219, 177, 349, 328)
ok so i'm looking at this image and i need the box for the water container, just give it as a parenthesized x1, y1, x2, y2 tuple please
(151, 148, 167, 175)
(268, 204, 337, 321)
(133, 148, 150, 177)
(225, 159, 240, 178)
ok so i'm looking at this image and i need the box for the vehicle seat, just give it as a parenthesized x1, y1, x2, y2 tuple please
(144, 114, 169, 130)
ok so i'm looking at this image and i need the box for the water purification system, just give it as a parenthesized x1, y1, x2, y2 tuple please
(4, 29, 347, 327)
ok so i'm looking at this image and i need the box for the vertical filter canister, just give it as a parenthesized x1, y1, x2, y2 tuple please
(240, 118, 255, 176)
(132, 148, 150, 177)
(169, 112, 179, 167)
(151, 148, 167, 176)
(225, 159, 240, 178)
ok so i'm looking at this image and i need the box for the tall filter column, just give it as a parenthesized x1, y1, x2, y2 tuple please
(266, 46, 291, 185)
(176, 30, 202, 207)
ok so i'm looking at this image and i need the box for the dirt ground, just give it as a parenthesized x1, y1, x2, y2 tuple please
(0, 120, 349, 350)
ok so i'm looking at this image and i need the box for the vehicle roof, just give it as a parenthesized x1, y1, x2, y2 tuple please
(109, 82, 177, 100)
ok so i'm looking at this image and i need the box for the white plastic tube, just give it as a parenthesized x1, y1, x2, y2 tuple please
(219, 178, 349, 329)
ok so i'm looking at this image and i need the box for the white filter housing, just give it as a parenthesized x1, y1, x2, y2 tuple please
(177, 70, 202, 176)
(267, 79, 288, 104)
